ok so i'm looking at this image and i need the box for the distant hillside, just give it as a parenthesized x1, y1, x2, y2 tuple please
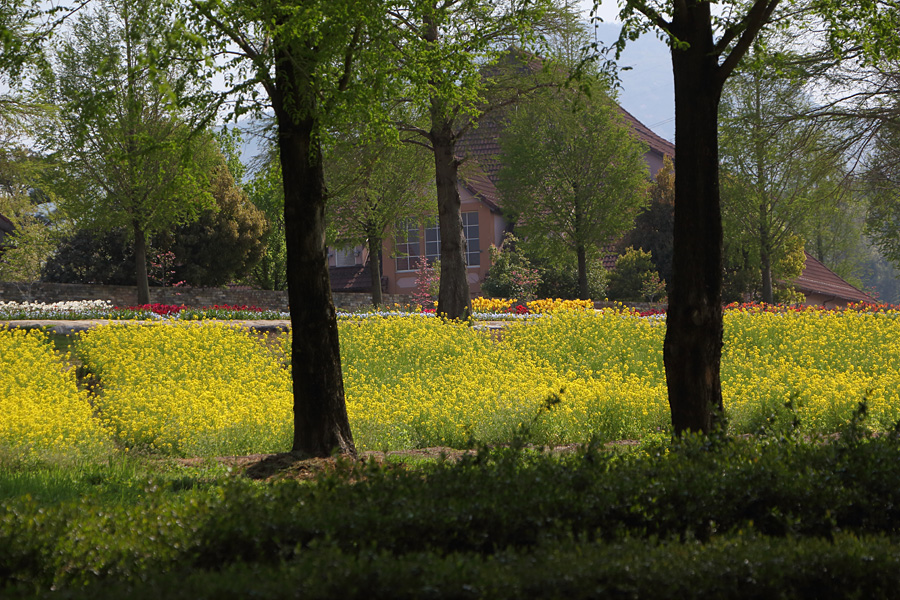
(593, 22, 674, 143)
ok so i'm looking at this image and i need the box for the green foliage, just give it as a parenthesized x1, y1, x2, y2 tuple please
(41, 227, 135, 285)
(246, 158, 287, 291)
(325, 128, 435, 251)
(607, 247, 665, 302)
(169, 162, 268, 287)
(719, 41, 851, 303)
(0, 145, 58, 282)
(533, 258, 608, 301)
(481, 233, 542, 301)
(8, 432, 900, 596)
(498, 75, 649, 298)
(41, 153, 265, 288)
(618, 154, 674, 288)
(864, 120, 900, 270)
(37, 0, 218, 298)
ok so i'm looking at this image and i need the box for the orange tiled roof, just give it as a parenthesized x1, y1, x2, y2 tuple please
(615, 105, 675, 159)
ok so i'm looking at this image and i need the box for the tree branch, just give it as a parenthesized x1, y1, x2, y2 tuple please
(717, 0, 781, 84)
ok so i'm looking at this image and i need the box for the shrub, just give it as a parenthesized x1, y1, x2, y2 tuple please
(607, 246, 665, 302)
(481, 233, 541, 301)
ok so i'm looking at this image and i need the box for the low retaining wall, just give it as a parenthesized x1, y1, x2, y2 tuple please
(0, 282, 409, 312)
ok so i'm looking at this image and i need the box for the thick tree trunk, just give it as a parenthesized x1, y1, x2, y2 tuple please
(431, 115, 471, 320)
(272, 55, 356, 458)
(133, 221, 150, 305)
(368, 234, 383, 307)
(663, 7, 726, 435)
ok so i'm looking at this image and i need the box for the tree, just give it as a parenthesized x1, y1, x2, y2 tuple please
(618, 154, 675, 290)
(481, 233, 542, 301)
(600, 0, 900, 434)
(169, 161, 268, 287)
(41, 227, 135, 285)
(39, 0, 216, 304)
(498, 77, 649, 299)
(0, 143, 57, 282)
(325, 131, 435, 306)
(247, 156, 288, 291)
(608, 247, 666, 302)
(388, 0, 558, 319)
(864, 118, 900, 269)
(718, 44, 847, 304)
(180, 0, 402, 458)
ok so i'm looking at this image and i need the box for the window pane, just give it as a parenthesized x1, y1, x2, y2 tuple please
(462, 212, 480, 267)
(395, 219, 421, 272)
(334, 247, 356, 267)
(424, 218, 440, 264)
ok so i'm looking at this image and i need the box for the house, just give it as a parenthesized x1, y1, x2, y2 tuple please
(327, 102, 675, 298)
(791, 252, 877, 308)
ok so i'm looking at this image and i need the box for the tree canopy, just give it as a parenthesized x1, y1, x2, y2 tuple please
(38, 0, 217, 303)
(325, 130, 436, 306)
(498, 77, 649, 300)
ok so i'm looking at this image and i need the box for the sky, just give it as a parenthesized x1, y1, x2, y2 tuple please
(576, 0, 675, 142)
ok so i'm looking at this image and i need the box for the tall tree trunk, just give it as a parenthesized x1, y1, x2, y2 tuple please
(431, 114, 471, 320)
(133, 221, 150, 305)
(574, 194, 588, 300)
(663, 6, 726, 435)
(760, 205, 774, 304)
(576, 243, 589, 300)
(368, 233, 383, 307)
(273, 52, 356, 459)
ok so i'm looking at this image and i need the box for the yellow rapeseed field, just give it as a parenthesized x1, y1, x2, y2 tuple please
(0, 326, 112, 458)
(722, 307, 900, 433)
(3, 306, 900, 457)
(76, 322, 292, 457)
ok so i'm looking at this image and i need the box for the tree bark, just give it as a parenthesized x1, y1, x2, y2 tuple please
(367, 233, 383, 307)
(576, 243, 589, 300)
(574, 194, 589, 300)
(133, 221, 150, 305)
(663, 4, 726, 435)
(431, 113, 472, 320)
(273, 50, 356, 459)
(760, 205, 774, 304)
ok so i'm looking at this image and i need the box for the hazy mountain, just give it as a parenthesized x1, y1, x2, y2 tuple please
(593, 22, 675, 142)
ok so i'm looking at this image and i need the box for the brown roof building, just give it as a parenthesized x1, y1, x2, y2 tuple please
(328, 95, 675, 298)
(792, 252, 876, 308)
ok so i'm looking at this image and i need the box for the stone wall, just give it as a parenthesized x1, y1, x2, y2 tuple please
(0, 282, 410, 312)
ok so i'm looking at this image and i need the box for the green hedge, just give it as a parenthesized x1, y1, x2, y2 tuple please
(5, 428, 900, 597)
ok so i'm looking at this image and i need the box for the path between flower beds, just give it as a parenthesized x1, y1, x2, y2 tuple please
(2, 319, 293, 334)
(2, 319, 510, 335)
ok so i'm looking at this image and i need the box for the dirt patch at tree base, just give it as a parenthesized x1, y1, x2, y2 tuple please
(175, 443, 636, 482)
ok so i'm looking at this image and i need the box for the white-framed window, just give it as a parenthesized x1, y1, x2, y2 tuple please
(394, 212, 481, 271)
(395, 218, 421, 272)
(334, 247, 357, 267)
(424, 218, 441, 264)
(462, 211, 480, 267)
